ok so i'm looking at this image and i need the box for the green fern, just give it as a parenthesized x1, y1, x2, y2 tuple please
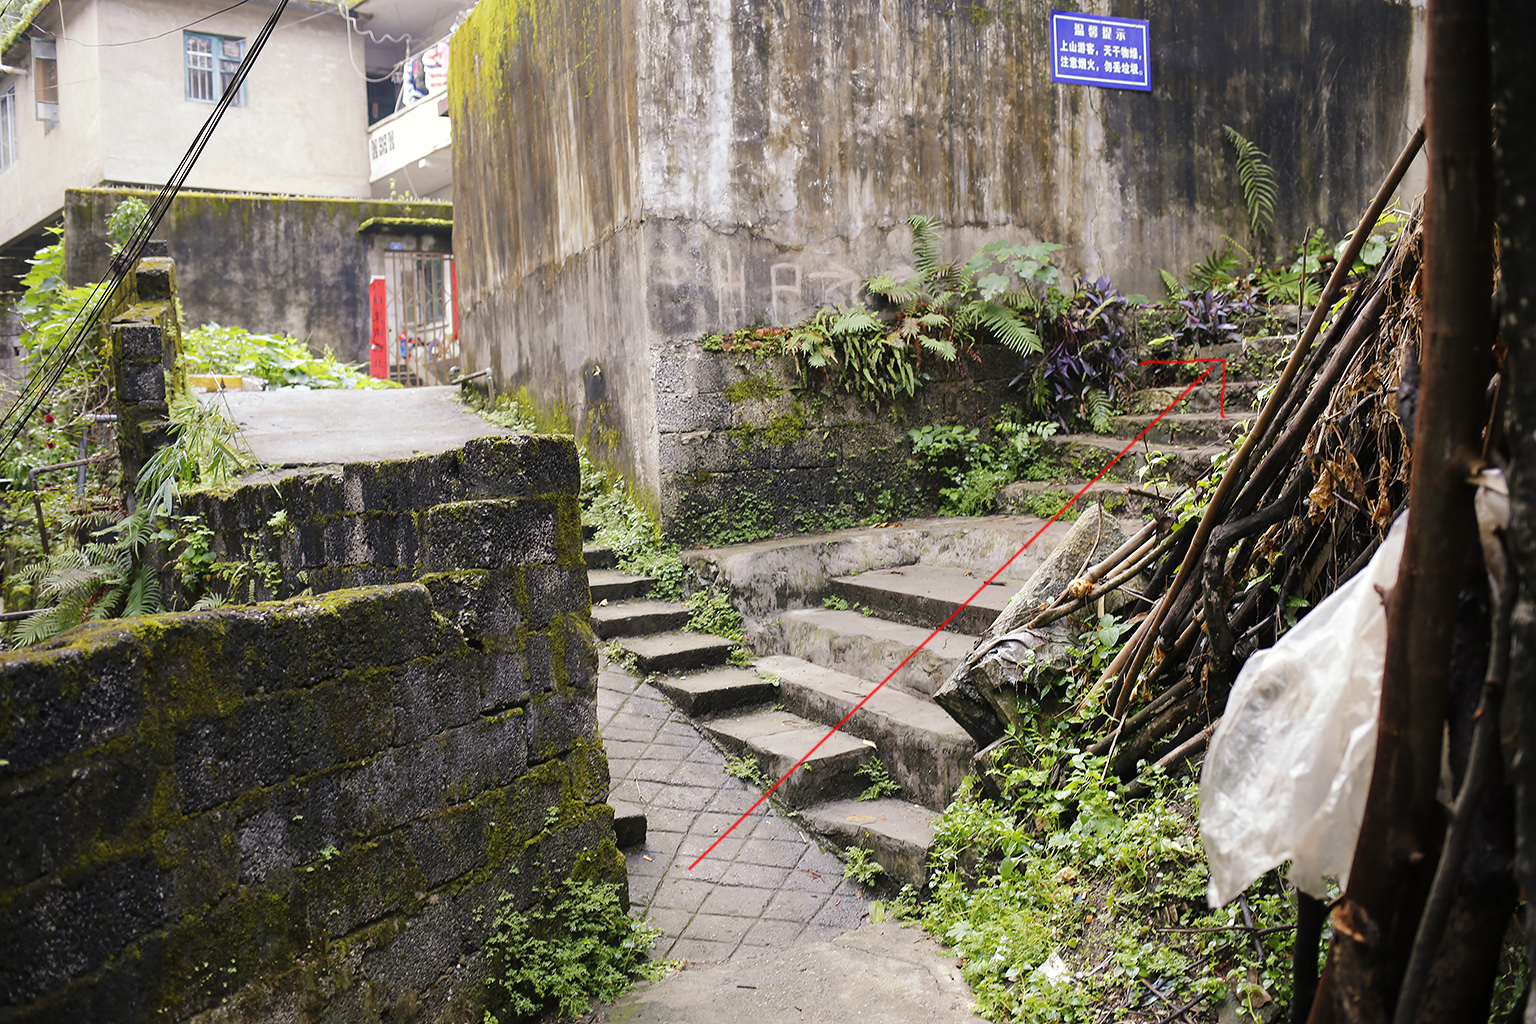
(1222, 125, 1277, 236)
(1084, 389, 1113, 434)
(1187, 243, 1243, 290)
(1159, 269, 1187, 300)
(905, 215, 944, 277)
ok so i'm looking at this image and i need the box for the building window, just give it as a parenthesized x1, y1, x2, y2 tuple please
(32, 37, 58, 125)
(0, 85, 17, 170)
(184, 32, 245, 105)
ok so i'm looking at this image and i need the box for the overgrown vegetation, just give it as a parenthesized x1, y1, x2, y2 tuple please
(480, 879, 667, 1023)
(912, 722, 1303, 1023)
(701, 218, 1135, 431)
(184, 323, 396, 390)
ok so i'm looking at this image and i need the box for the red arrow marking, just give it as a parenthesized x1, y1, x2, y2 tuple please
(1138, 358, 1227, 418)
(687, 359, 1229, 870)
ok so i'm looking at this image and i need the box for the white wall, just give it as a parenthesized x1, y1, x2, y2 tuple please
(0, 0, 106, 248)
(0, 0, 371, 250)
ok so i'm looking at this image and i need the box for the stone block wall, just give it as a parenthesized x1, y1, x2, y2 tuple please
(65, 188, 454, 364)
(656, 343, 1030, 544)
(110, 244, 186, 495)
(0, 435, 617, 1022)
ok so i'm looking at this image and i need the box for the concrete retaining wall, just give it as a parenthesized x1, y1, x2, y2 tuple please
(63, 188, 453, 364)
(450, 0, 1424, 519)
(657, 343, 1030, 544)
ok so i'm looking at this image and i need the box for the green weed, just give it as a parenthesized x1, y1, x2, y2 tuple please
(481, 879, 664, 1023)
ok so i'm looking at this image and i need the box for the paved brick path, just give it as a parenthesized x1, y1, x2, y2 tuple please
(597, 665, 870, 962)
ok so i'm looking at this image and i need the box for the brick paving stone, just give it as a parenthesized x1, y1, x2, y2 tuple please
(600, 661, 868, 962)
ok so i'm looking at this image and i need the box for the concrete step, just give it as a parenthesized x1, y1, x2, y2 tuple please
(1106, 411, 1254, 446)
(801, 798, 936, 891)
(651, 665, 778, 715)
(615, 631, 737, 674)
(757, 655, 976, 811)
(590, 599, 690, 639)
(1038, 434, 1225, 486)
(993, 480, 1174, 520)
(1129, 378, 1264, 415)
(583, 544, 617, 570)
(589, 570, 655, 602)
(702, 709, 876, 807)
(755, 608, 977, 700)
(610, 799, 647, 848)
(827, 564, 1024, 636)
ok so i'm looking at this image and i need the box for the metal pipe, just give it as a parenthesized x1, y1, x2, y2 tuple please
(26, 453, 117, 555)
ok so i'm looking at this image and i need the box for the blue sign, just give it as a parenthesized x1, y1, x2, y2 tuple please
(1050, 10, 1151, 92)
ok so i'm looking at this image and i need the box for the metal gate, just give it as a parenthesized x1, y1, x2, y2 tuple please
(370, 252, 459, 386)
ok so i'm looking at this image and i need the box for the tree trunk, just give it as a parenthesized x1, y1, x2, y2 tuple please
(1308, 0, 1494, 1018)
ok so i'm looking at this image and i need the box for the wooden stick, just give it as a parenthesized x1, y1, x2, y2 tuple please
(1101, 121, 1426, 720)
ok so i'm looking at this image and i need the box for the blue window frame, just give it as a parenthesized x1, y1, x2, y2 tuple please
(184, 31, 245, 106)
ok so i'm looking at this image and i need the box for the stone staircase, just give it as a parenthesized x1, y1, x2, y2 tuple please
(995, 341, 1282, 518)
(588, 334, 1290, 892)
(588, 517, 1072, 892)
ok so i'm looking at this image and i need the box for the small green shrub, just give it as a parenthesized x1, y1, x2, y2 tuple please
(481, 879, 663, 1023)
(856, 758, 901, 801)
(723, 754, 772, 789)
(843, 845, 885, 886)
(684, 587, 744, 641)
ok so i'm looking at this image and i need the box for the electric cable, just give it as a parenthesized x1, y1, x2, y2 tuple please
(51, 0, 253, 47)
(0, 0, 291, 462)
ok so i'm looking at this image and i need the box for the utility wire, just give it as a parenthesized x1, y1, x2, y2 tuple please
(52, 0, 253, 47)
(0, 0, 292, 462)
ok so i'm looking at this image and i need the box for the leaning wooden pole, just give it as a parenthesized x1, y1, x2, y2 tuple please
(1306, 0, 1494, 1019)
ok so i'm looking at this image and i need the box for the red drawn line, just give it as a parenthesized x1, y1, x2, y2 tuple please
(687, 360, 1225, 870)
(1138, 358, 1227, 418)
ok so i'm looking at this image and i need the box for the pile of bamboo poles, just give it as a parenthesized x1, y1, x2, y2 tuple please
(1038, 126, 1443, 780)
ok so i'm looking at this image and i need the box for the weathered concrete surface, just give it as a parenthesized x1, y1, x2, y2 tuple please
(451, 0, 1424, 516)
(600, 921, 984, 1024)
(800, 800, 938, 892)
(66, 188, 451, 364)
(756, 608, 977, 700)
(684, 516, 1074, 630)
(830, 563, 1028, 636)
(703, 710, 876, 807)
(203, 386, 513, 466)
(757, 654, 975, 811)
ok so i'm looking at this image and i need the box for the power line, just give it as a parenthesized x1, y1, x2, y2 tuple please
(51, 0, 253, 47)
(0, 0, 292, 462)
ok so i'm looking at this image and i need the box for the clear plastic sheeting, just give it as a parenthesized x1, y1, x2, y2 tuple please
(1200, 514, 1409, 908)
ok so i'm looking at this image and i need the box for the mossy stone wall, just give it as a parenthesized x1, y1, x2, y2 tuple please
(0, 435, 620, 1022)
(657, 343, 1029, 544)
(63, 187, 453, 365)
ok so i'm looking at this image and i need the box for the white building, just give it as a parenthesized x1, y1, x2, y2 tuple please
(0, 0, 370, 283)
(351, 0, 469, 201)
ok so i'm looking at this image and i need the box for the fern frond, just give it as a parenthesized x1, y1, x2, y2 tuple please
(864, 274, 922, 305)
(830, 309, 882, 335)
(192, 592, 229, 611)
(906, 215, 942, 278)
(1188, 244, 1242, 289)
(1085, 389, 1113, 434)
(1223, 125, 1277, 236)
(974, 305, 1042, 356)
(123, 568, 161, 618)
(1159, 269, 1187, 300)
(919, 337, 958, 362)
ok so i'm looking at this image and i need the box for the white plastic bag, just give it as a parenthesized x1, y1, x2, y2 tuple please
(1200, 514, 1408, 907)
